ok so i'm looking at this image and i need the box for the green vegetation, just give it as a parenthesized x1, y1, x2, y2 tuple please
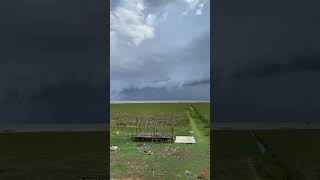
(212, 131, 260, 179)
(193, 103, 210, 119)
(257, 130, 320, 179)
(190, 104, 210, 129)
(0, 132, 106, 180)
(111, 103, 188, 113)
(212, 130, 320, 180)
(110, 103, 210, 180)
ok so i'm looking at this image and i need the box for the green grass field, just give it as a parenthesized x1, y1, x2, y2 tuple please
(212, 130, 320, 180)
(0, 132, 106, 180)
(110, 103, 210, 180)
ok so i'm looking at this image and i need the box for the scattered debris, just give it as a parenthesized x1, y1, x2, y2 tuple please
(144, 146, 153, 155)
(110, 145, 120, 151)
(185, 170, 192, 176)
(136, 144, 153, 155)
(163, 145, 178, 156)
(136, 143, 145, 150)
(185, 170, 196, 179)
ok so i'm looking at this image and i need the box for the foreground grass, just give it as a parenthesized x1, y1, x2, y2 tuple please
(212, 131, 261, 180)
(0, 132, 106, 180)
(110, 103, 210, 179)
(257, 130, 320, 179)
(212, 130, 320, 180)
(193, 103, 210, 120)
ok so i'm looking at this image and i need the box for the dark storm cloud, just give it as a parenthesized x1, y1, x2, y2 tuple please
(117, 77, 210, 101)
(119, 83, 210, 101)
(214, 0, 320, 122)
(183, 79, 210, 86)
(0, 0, 107, 122)
(144, 0, 176, 9)
(232, 55, 320, 79)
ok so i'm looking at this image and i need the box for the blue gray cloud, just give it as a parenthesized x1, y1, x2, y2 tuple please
(110, 0, 210, 100)
(214, 0, 320, 122)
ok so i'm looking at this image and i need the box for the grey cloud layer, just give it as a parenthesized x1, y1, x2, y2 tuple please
(111, 0, 210, 100)
(232, 56, 320, 79)
(215, 0, 320, 121)
(0, 0, 107, 122)
(119, 83, 210, 101)
(111, 31, 210, 100)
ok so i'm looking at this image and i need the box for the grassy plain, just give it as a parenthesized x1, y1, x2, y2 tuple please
(212, 130, 320, 180)
(110, 103, 210, 179)
(0, 132, 106, 180)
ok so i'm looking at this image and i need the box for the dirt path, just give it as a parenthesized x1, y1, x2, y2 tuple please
(187, 112, 205, 143)
(247, 157, 262, 180)
(188, 106, 206, 144)
(185, 106, 210, 179)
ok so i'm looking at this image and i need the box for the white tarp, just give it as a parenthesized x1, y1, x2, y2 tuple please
(175, 136, 196, 144)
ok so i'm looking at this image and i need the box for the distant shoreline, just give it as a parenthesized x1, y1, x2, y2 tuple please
(0, 123, 107, 133)
(212, 121, 320, 130)
(110, 100, 210, 104)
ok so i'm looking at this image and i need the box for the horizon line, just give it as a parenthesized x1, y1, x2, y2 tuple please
(110, 100, 210, 104)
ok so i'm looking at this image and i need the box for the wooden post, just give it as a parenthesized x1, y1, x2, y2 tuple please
(146, 118, 149, 137)
(171, 118, 174, 144)
(151, 120, 153, 139)
(135, 117, 138, 137)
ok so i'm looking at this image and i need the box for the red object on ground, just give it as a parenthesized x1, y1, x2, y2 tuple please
(201, 168, 206, 178)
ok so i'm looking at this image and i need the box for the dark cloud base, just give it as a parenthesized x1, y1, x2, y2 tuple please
(214, 0, 320, 122)
(2, 82, 107, 123)
(0, 0, 108, 123)
(118, 83, 210, 101)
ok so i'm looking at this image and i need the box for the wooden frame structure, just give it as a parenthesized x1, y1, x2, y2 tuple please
(131, 116, 175, 143)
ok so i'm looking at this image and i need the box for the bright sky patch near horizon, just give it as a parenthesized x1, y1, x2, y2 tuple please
(110, 0, 210, 100)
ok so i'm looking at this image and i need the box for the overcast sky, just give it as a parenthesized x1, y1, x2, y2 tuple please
(214, 0, 320, 122)
(110, 0, 210, 100)
(0, 0, 107, 123)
